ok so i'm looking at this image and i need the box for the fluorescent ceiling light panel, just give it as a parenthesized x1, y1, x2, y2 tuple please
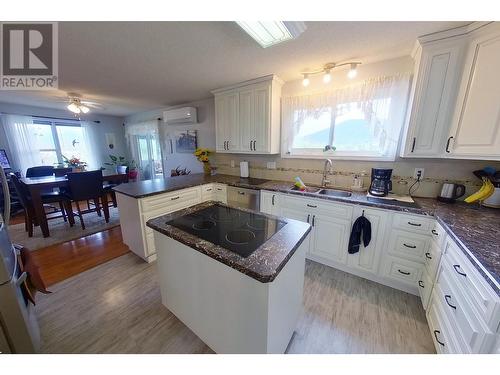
(236, 21, 306, 48)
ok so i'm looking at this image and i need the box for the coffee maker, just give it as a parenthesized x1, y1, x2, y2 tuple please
(369, 168, 393, 197)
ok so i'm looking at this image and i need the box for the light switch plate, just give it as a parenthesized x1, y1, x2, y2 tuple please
(267, 162, 277, 169)
(230, 160, 235, 168)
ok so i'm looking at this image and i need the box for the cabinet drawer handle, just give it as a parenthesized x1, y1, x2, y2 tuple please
(306, 204, 317, 208)
(271, 195, 275, 205)
(418, 280, 424, 288)
(307, 214, 310, 223)
(411, 137, 416, 153)
(433, 330, 445, 346)
(403, 243, 417, 249)
(444, 295, 457, 310)
(425, 252, 432, 260)
(398, 269, 411, 276)
(170, 196, 180, 201)
(453, 264, 467, 277)
(217, 188, 223, 191)
(445, 136, 453, 153)
(312, 215, 315, 227)
(431, 229, 438, 236)
(206, 188, 212, 191)
(407, 221, 422, 227)
(238, 191, 245, 195)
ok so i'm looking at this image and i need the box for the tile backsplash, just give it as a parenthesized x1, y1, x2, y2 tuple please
(214, 153, 500, 199)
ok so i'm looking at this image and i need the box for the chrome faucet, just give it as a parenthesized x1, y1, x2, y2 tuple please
(321, 159, 333, 187)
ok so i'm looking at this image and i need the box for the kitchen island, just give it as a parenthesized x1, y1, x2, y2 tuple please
(146, 201, 311, 354)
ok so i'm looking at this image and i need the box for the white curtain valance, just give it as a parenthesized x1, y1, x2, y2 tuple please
(124, 120, 159, 136)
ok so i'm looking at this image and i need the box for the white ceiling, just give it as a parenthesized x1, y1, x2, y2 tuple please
(0, 21, 469, 117)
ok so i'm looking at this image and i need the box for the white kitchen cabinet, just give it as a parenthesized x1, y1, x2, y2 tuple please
(260, 190, 280, 216)
(214, 183, 227, 204)
(309, 213, 351, 266)
(347, 206, 388, 275)
(117, 186, 203, 263)
(214, 91, 240, 152)
(212, 75, 283, 154)
(401, 37, 466, 157)
(447, 24, 500, 159)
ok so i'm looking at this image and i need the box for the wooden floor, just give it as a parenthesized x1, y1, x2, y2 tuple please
(36, 251, 435, 354)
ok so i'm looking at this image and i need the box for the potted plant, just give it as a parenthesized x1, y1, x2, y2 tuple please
(62, 155, 88, 172)
(104, 155, 128, 174)
(128, 160, 139, 180)
(194, 148, 213, 175)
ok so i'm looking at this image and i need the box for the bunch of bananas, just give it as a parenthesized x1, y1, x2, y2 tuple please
(464, 177, 495, 203)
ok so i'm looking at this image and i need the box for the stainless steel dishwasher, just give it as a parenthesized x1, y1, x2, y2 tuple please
(226, 186, 260, 211)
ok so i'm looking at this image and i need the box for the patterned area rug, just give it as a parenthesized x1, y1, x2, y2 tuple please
(8, 207, 120, 251)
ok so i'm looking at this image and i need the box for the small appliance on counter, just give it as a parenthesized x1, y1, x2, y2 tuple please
(351, 170, 367, 192)
(483, 188, 500, 208)
(437, 183, 466, 203)
(240, 161, 249, 178)
(368, 168, 393, 197)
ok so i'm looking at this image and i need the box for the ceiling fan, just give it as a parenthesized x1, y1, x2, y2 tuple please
(66, 97, 102, 114)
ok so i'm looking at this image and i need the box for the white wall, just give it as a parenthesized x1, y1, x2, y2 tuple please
(125, 98, 215, 176)
(0, 102, 127, 173)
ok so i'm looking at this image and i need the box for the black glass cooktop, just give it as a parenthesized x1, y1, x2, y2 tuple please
(166, 204, 286, 258)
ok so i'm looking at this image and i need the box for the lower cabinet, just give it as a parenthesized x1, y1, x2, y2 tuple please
(260, 190, 280, 216)
(309, 213, 351, 266)
(346, 206, 388, 275)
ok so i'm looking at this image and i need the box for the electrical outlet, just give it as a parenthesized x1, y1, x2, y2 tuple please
(414, 168, 424, 180)
(230, 160, 235, 168)
(267, 161, 277, 169)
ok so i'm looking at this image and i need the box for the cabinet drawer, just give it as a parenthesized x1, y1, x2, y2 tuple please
(427, 293, 464, 354)
(140, 187, 201, 214)
(214, 184, 227, 203)
(387, 229, 429, 262)
(201, 184, 216, 201)
(430, 221, 447, 248)
(443, 238, 499, 329)
(380, 256, 423, 286)
(436, 261, 493, 353)
(392, 213, 433, 234)
(424, 240, 442, 281)
(418, 269, 433, 310)
(283, 195, 353, 220)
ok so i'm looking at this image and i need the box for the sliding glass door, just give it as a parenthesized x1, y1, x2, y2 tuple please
(134, 134, 163, 180)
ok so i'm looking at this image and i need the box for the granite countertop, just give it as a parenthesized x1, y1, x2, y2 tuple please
(146, 201, 311, 283)
(117, 173, 499, 293)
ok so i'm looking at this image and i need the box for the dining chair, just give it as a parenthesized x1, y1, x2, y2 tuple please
(65, 170, 109, 230)
(26, 166, 55, 178)
(10, 174, 73, 237)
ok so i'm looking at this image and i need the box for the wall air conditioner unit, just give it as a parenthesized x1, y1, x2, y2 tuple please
(163, 107, 197, 125)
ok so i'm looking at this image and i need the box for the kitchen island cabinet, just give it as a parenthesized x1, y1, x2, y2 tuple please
(147, 202, 311, 353)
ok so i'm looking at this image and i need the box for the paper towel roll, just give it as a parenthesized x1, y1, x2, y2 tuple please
(240, 161, 249, 178)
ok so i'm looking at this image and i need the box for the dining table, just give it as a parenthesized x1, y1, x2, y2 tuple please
(19, 171, 129, 238)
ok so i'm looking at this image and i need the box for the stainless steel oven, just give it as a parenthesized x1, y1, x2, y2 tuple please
(226, 186, 260, 211)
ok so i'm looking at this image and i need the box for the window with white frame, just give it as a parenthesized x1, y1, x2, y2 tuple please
(282, 74, 411, 160)
(30, 118, 89, 166)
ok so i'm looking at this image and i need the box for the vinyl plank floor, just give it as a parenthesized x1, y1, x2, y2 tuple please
(36, 254, 435, 354)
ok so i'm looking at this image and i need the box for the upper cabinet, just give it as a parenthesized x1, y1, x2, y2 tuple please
(400, 38, 467, 157)
(212, 75, 283, 154)
(400, 22, 500, 161)
(447, 26, 500, 159)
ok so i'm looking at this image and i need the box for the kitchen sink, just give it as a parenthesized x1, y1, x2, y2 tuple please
(290, 186, 322, 193)
(317, 189, 352, 198)
(290, 185, 352, 197)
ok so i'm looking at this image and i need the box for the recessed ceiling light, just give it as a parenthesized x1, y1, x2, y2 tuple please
(236, 21, 306, 48)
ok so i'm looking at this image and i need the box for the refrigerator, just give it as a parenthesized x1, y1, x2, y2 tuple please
(0, 167, 40, 353)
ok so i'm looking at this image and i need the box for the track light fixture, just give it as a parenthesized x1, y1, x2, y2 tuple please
(300, 61, 361, 85)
